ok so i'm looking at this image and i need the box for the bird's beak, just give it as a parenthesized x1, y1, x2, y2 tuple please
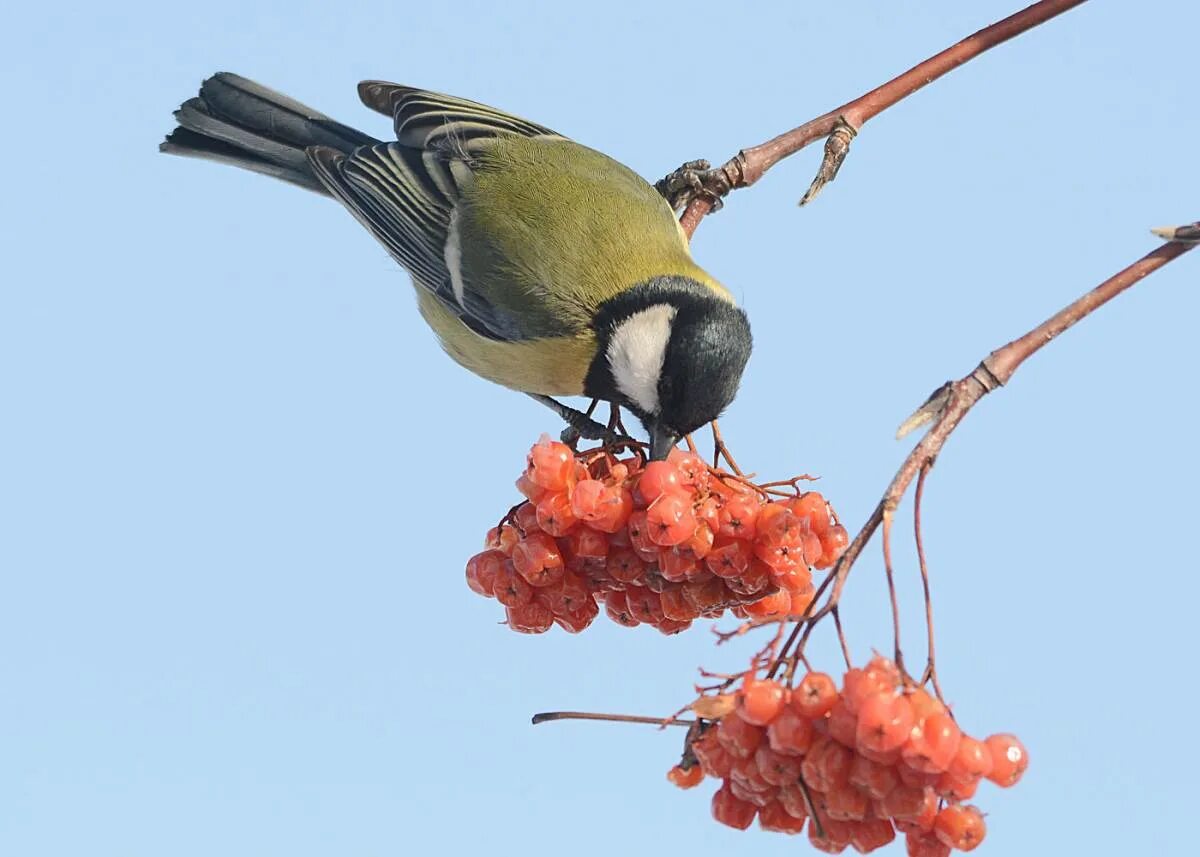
(648, 423, 680, 461)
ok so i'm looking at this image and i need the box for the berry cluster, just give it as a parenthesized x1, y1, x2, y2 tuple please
(464, 438, 849, 634)
(669, 656, 1027, 855)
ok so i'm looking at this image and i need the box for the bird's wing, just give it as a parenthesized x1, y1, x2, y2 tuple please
(305, 84, 568, 342)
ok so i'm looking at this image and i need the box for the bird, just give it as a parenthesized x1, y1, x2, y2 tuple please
(160, 73, 752, 459)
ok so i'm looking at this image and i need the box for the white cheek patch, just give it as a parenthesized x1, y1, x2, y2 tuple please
(607, 305, 677, 416)
(444, 208, 466, 306)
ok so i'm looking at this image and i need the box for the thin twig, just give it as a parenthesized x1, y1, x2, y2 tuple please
(673, 0, 1087, 235)
(532, 711, 694, 728)
(881, 509, 905, 674)
(914, 462, 945, 702)
(807, 231, 1197, 628)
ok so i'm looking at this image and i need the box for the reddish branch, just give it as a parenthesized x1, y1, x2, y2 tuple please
(672, 0, 1088, 236)
(804, 229, 1198, 636)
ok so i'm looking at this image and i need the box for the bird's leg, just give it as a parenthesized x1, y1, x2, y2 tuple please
(654, 159, 732, 213)
(558, 398, 600, 449)
(527, 394, 623, 445)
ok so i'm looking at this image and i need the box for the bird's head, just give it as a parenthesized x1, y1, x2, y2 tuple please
(586, 276, 752, 459)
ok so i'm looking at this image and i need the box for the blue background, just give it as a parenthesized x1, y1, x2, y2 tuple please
(3, 1, 1197, 854)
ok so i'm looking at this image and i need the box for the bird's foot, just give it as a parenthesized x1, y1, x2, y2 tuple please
(527, 394, 638, 451)
(655, 159, 732, 213)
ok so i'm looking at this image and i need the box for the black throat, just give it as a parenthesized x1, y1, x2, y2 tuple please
(584, 275, 728, 418)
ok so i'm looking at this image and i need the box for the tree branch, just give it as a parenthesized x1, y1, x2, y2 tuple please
(667, 0, 1089, 236)
(814, 225, 1197, 619)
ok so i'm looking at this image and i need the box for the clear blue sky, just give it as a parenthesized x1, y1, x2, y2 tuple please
(2, 1, 1197, 854)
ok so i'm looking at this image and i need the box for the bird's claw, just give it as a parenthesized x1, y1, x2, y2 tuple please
(656, 159, 728, 213)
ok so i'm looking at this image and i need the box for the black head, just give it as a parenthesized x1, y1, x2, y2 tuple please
(586, 276, 753, 458)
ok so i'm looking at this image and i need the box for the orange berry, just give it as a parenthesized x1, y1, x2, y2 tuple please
(849, 754, 901, 801)
(825, 782, 869, 822)
(515, 472, 548, 502)
(794, 672, 839, 719)
(590, 485, 634, 533)
(935, 770, 979, 802)
(905, 688, 946, 724)
(465, 549, 504, 598)
(692, 729, 734, 779)
(624, 586, 664, 624)
(605, 547, 645, 583)
(808, 810, 854, 854)
(563, 526, 609, 561)
(682, 577, 729, 615)
(717, 711, 765, 758)
(777, 783, 811, 821)
(706, 539, 753, 579)
(492, 561, 534, 607)
(484, 524, 520, 554)
(535, 490, 578, 536)
(755, 742, 803, 786)
(635, 460, 683, 505)
(659, 586, 698, 621)
(850, 817, 897, 854)
(856, 693, 915, 754)
(768, 706, 815, 756)
(667, 448, 709, 489)
(759, 799, 807, 834)
(738, 676, 786, 726)
(744, 588, 792, 618)
(789, 491, 831, 534)
(505, 602, 553, 633)
(526, 439, 574, 491)
(667, 763, 704, 789)
(712, 780, 758, 830)
(646, 493, 697, 546)
(902, 713, 961, 774)
(905, 831, 951, 857)
(949, 735, 993, 780)
(881, 784, 935, 828)
(718, 493, 761, 540)
(815, 524, 850, 569)
(803, 735, 854, 792)
(511, 532, 565, 587)
(603, 590, 638, 627)
(983, 733, 1028, 787)
(933, 804, 986, 852)
(827, 699, 859, 748)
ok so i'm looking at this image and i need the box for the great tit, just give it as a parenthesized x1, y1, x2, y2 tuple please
(161, 73, 752, 459)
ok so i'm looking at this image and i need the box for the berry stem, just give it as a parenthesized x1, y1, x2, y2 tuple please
(531, 710, 694, 728)
(914, 461, 946, 702)
(881, 509, 906, 676)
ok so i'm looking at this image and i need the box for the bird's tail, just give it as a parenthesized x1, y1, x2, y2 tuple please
(160, 72, 380, 195)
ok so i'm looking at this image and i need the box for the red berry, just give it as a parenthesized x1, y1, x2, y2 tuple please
(511, 532, 565, 587)
(794, 672, 839, 718)
(754, 742, 802, 786)
(856, 693, 915, 754)
(526, 439, 574, 491)
(767, 706, 815, 756)
(790, 491, 832, 534)
(983, 733, 1028, 787)
(492, 561, 534, 607)
(738, 677, 786, 726)
(881, 784, 933, 826)
(718, 493, 761, 540)
(624, 586, 664, 624)
(850, 817, 896, 854)
(603, 590, 639, 627)
(692, 729, 734, 779)
(712, 780, 758, 830)
(717, 712, 765, 759)
(605, 547, 645, 584)
(535, 490, 578, 536)
(826, 699, 859, 748)
(706, 539, 753, 579)
(759, 799, 807, 834)
(949, 735, 993, 780)
(636, 460, 684, 504)
(744, 588, 792, 618)
(825, 782, 869, 822)
(659, 586, 698, 621)
(903, 713, 961, 774)
(816, 524, 849, 569)
(849, 754, 900, 801)
(935, 770, 979, 801)
(667, 763, 704, 789)
(933, 804, 986, 852)
(505, 602, 553, 633)
(646, 493, 697, 546)
(905, 831, 951, 857)
(465, 550, 503, 597)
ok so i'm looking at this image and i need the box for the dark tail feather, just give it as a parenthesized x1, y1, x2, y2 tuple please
(160, 72, 380, 195)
